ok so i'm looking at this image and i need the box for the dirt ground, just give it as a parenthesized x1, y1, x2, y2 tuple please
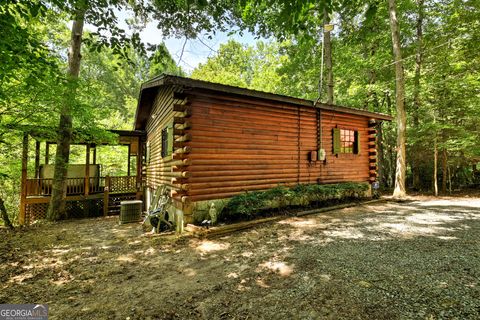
(1, 195, 480, 319)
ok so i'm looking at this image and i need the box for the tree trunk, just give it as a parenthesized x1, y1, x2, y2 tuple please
(0, 197, 14, 229)
(364, 18, 379, 112)
(411, 0, 424, 190)
(388, 0, 407, 198)
(433, 133, 438, 196)
(324, 9, 334, 104)
(385, 91, 395, 188)
(448, 165, 452, 193)
(442, 148, 447, 194)
(47, 8, 85, 221)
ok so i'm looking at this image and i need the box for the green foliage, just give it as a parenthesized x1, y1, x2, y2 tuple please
(0, 0, 185, 223)
(194, 0, 480, 192)
(150, 0, 242, 38)
(220, 182, 370, 222)
(191, 40, 288, 94)
(148, 43, 185, 78)
(0, 0, 479, 222)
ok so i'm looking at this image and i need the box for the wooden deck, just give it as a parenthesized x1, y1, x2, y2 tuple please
(25, 176, 137, 197)
(22, 176, 141, 223)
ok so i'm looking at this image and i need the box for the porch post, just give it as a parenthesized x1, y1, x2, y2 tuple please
(135, 137, 143, 200)
(34, 140, 41, 178)
(84, 144, 90, 196)
(103, 175, 110, 216)
(127, 144, 131, 176)
(45, 142, 50, 165)
(19, 133, 29, 225)
(92, 144, 96, 164)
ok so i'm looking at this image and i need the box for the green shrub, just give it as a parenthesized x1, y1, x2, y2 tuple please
(219, 182, 370, 223)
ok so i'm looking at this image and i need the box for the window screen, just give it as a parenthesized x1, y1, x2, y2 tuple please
(340, 129, 355, 153)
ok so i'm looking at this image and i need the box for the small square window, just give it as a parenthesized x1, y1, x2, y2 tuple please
(333, 127, 360, 155)
(340, 129, 355, 153)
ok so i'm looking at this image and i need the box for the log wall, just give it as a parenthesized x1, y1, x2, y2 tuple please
(145, 85, 189, 199)
(183, 91, 372, 202)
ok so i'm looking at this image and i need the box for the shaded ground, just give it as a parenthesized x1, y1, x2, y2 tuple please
(1, 196, 479, 319)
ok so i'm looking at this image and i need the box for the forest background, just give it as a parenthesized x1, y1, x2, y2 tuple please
(1, 0, 479, 224)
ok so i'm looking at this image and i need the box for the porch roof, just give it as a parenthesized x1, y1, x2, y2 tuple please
(12, 124, 145, 145)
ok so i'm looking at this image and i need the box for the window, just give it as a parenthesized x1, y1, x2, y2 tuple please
(161, 127, 169, 158)
(145, 141, 150, 164)
(340, 129, 355, 153)
(333, 128, 360, 155)
(161, 122, 174, 158)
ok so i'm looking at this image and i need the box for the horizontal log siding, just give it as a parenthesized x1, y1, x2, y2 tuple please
(319, 110, 370, 183)
(187, 92, 370, 201)
(145, 85, 187, 195)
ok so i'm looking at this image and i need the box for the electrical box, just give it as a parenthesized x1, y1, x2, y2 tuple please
(318, 149, 326, 161)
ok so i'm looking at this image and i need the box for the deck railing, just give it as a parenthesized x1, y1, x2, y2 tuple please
(108, 176, 137, 193)
(25, 176, 137, 197)
(89, 176, 105, 194)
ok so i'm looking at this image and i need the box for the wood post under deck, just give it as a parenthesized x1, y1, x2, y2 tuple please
(103, 175, 110, 216)
(84, 144, 90, 197)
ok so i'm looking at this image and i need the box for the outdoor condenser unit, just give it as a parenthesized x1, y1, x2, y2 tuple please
(119, 200, 143, 224)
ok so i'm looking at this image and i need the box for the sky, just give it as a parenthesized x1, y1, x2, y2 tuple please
(141, 23, 261, 73)
(112, 9, 265, 74)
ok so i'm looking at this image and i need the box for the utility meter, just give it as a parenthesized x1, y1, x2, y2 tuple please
(318, 148, 326, 161)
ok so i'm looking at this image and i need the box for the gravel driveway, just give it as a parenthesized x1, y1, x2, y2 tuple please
(1, 196, 479, 319)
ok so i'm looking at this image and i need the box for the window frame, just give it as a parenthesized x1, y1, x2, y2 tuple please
(160, 121, 174, 159)
(340, 128, 355, 154)
(160, 127, 169, 158)
(333, 127, 360, 155)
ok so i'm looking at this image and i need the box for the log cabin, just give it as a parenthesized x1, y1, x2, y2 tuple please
(135, 74, 392, 225)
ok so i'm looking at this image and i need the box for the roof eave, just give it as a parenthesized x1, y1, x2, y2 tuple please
(316, 103, 393, 121)
(134, 74, 393, 129)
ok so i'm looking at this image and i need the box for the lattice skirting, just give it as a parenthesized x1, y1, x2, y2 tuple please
(108, 194, 137, 216)
(25, 203, 49, 222)
(25, 199, 105, 223)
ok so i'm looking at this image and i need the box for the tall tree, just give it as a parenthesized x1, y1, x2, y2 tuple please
(323, 9, 334, 104)
(47, 6, 86, 220)
(411, 0, 424, 190)
(388, 0, 407, 198)
(45, 0, 234, 219)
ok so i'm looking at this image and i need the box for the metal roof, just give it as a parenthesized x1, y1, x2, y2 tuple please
(135, 74, 393, 129)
